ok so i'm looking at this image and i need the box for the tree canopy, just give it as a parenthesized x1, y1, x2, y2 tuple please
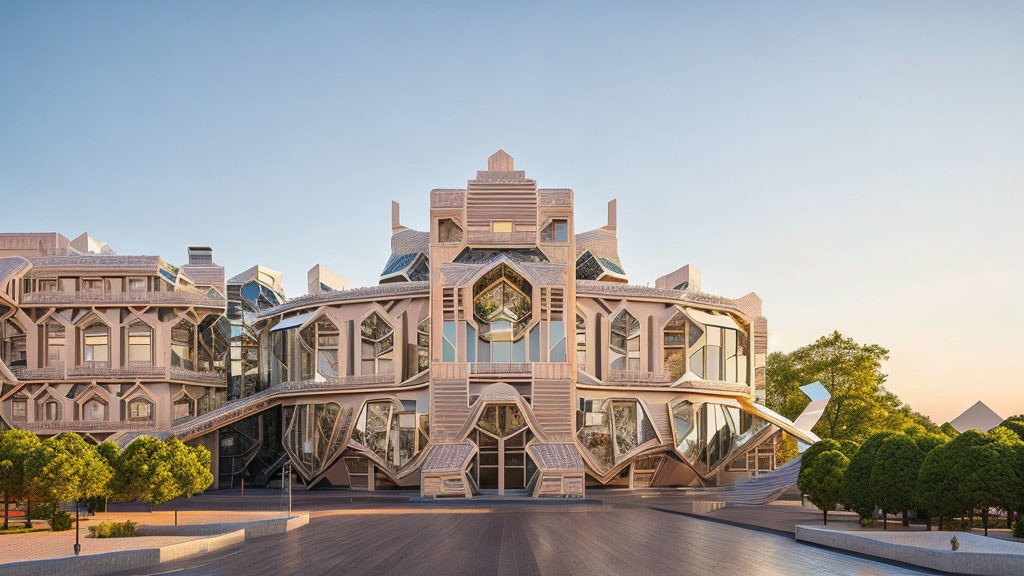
(803, 450, 849, 525)
(870, 434, 925, 527)
(841, 431, 895, 521)
(766, 331, 938, 444)
(25, 433, 112, 506)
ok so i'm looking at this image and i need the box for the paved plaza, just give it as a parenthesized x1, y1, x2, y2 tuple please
(97, 490, 941, 576)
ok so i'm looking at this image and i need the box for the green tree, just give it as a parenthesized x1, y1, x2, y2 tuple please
(25, 433, 113, 529)
(917, 442, 960, 530)
(870, 435, 925, 529)
(765, 332, 924, 443)
(89, 441, 122, 513)
(998, 415, 1024, 441)
(165, 438, 213, 501)
(838, 440, 860, 460)
(938, 422, 960, 439)
(118, 436, 179, 509)
(798, 439, 842, 494)
(803, 450, 850, 525)
(0, 429, 41, 529)
(841, 432, 895, 522)
(953, 437, 1017, 536)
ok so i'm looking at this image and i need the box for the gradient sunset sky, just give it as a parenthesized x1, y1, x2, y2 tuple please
(2, 2, 1021, 423)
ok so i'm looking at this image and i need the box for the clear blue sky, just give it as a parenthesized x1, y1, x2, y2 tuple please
(2, 1, 1022, 423)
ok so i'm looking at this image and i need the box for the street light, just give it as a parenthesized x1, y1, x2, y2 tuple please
(73, 500, 81, 556)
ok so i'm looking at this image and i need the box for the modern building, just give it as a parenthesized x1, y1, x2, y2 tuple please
(0, 151, 821, 497)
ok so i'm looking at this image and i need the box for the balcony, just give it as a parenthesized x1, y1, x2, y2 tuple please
(466, 230, 536, 246)
(21, 288, 225, 308)
(606, 370, 673, 385)
(20, 419, 157, 432)
(68, 362, 165, 379)
(10, 364, 65, 381)
(170, 366, 226, 385)
(470, 362, 533, 376)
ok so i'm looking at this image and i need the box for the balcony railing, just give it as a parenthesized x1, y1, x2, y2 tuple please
(469, 362, 533, 376)
(170, 366, 226, 384)
(466, 230, 536, 246)
(21, 288, 225, 307)
(606, 370, 673, 385)
(67, 363, 165, 379)
(20, 420, 157, 432)
(10, 362, 224, 384)
(10, 363, 64, 381)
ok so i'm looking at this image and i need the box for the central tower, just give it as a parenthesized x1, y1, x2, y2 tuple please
(420, 150, 584, 496)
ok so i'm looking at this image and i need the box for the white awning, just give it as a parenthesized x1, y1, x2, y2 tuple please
(270, 312, 314, 332)
(684, 307, 741, 330)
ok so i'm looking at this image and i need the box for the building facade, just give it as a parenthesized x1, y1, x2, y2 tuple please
(0, 151, 819, 497)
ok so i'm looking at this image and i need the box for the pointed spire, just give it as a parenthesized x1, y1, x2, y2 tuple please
(488, 149, 514, 172)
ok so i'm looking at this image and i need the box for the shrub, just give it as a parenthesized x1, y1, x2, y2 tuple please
(88, 520, 139, 538)
(1013, 517, 1024, 539)
(30, 502, 55, 520)
(48, 509, 72, 532)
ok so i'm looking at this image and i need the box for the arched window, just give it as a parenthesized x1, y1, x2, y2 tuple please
(42, 399, 61, 421)
(82, 398, 106, 421)
(360, 313, 394, 375)
(127, 398, 153, 421)
(126, 323, 152, 365)
(609, 311, 640, 371)
(171, 319, 195, 370)
(82, 322, 109, 368)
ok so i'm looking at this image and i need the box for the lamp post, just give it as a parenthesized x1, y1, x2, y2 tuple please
(73, 501, 81, 556)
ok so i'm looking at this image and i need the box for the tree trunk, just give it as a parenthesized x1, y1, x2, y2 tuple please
(25, 499, 32, 529)
(823, 510, 828, 525)
(3, 491, 8, 530)
(983, 508, 989, 536)
(902, 510, 909, 527)
(939, 515, 944, 531)
(883, 512, 888, 530)
(926, 515, 931, 531)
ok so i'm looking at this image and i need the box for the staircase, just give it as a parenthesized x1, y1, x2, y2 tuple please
(703, 455, 802, 505)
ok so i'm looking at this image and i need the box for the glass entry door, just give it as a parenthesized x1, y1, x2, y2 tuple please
(471, 404, 535, 494)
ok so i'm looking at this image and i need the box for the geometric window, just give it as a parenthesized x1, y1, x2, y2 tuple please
(416, 318, 430, 374)
(82, 398, 106, 421)
(687, 321, 746, 384)
(171, 319, 195, 371)
(540, 219, 568, 243)
(43, 399, 61, 421)
(352, 400, 427, 472)
(609, 311, 640, 372)
(360, 313, 394, 376)
(438, 219, 463, 243)
(671, 400, 770, 475)
(315, 318, 340, 380)
(12, 398, 27, 421)
(173, 397, 194, 421)
(575, 314, 586, 366)
(576, 397, 657, 471)
(83, 322, 109, 367)
(663, 312, 692, 381)
(127, 324, 152, 365)
(128, 399, 153, 421)
(45, 322, 65, 368)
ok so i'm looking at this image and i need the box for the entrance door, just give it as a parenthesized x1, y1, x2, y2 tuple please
(471, 404, 535, 494)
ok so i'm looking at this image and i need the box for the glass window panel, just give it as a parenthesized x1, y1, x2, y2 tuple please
(442, 321, 456, 362)
(466, 325, 477, 362)
(688, 348, 704, 379)
(706, 346, 722, 381)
